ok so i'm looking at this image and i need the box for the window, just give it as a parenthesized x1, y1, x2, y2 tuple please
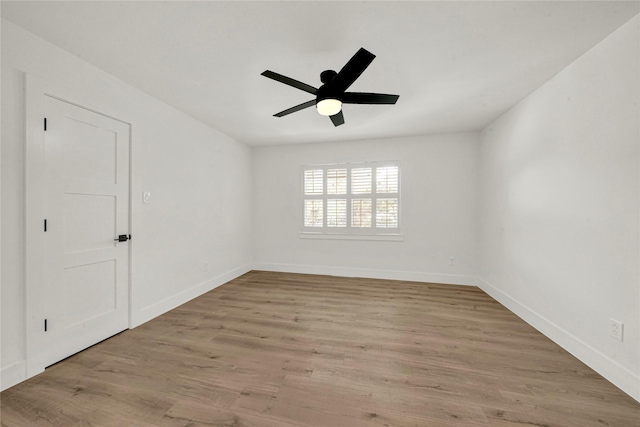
(302, 161, 401, 239)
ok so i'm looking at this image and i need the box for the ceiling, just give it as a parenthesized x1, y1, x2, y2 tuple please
(2, 1, 638, 147)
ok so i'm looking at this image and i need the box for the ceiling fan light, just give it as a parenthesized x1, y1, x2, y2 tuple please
(316, 98, 342, 116)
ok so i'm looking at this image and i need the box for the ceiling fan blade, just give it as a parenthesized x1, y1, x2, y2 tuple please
(261, 70, 317, 95)
(330, 48, 376, 93)
(274, 99, 316, 117)
(342, 92, 399, 104)
(330, 111, 345, 127)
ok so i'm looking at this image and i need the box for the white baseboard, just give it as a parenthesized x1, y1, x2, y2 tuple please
(132, 264, 252, 327)
(252, 262, 477, 286)
(1, 360, 27, 392)
(478, 278, 640, 403)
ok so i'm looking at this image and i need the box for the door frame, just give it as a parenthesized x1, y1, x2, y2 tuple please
(24, 74, 133, 378)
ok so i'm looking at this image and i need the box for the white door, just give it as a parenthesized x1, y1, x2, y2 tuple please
(41, 96, 130, 367)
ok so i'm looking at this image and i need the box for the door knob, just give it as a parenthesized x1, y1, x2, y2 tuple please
(114, 234, 131, 242)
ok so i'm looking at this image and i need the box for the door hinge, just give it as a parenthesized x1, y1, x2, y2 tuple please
(44, 118, 47, 131)
(44, 219, 47, 232)
(44, 319, 48, 332)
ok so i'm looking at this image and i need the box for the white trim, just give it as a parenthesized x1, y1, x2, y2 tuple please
(478, 278, 640, 403)
(0, 361, 29, 392)
(133, 264, 252, 327)
(25, 74, 48, 378)
(299, 232, 404, 242)
(252, 262, 477, 286)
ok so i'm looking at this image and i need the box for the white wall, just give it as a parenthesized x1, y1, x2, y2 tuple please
(252, 133, 479, 284)
(1, 20, 253, 389)
(478, 16, 639, 400)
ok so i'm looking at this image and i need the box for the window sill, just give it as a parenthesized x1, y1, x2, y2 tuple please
(299, 232, 404, 242)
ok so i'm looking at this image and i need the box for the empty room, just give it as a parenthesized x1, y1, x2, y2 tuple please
(1, 1, 639, 426)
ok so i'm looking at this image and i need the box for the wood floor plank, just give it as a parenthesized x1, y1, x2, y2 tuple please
(2, 271, 638, 426)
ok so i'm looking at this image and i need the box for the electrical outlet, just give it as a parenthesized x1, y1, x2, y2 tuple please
(143, 191, 152, 204)
(611, 319, 624, 342)
(449, 257, 456, 266)
(204, 263, 209, 272)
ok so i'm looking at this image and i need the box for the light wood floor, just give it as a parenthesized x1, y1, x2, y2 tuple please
(2, 271, 639, 426)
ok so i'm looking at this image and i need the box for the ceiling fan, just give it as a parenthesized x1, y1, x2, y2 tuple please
(261, 47, 399, 127)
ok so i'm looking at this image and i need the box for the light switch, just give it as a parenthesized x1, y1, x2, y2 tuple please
(143, 191, 151, 204)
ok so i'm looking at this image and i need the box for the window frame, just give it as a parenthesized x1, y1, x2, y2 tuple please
(300, 161, 402, 241)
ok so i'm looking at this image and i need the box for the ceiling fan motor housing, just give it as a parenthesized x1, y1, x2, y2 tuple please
(320, 70, 338, 84)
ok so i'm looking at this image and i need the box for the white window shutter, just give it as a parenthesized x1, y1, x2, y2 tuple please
(304, 169, 323, 195)
(351, 168, 372, 194)
(302, 161, 400, 235)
